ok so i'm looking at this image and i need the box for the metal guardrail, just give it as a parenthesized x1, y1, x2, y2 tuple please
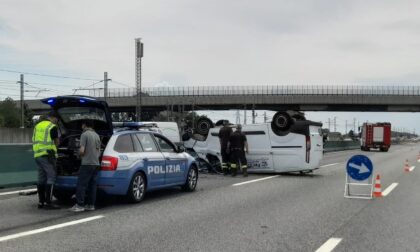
(89, 85, 420, 98)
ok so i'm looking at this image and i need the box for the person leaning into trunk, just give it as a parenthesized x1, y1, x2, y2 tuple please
(229, 124, 249, 177)
(33, 111, 60, 210)
(70, 120, 101, 212)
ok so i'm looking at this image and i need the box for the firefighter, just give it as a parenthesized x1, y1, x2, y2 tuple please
(33, 111, 60, 210)
(218, 120, 233, 175)
(229, 124, 249, 177)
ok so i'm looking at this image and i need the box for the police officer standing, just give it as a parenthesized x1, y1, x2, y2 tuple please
(70, 121, 101, 212)
(33, 111, 60, 210)
(229, 124, 249, 177)
(218, 120, 233, 175)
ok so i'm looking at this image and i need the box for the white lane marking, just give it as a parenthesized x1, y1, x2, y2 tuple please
(320, 163, 341, 168)
(382, 183, 398, 197)
(315, 237, 342, 252)
(409, 166, 415, 172)
(0, 189, 37, 196)
(0, 215, 104, 242)
(232, 175, 279, 186)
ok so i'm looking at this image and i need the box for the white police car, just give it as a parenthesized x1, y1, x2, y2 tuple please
(40, 96, 198, 203)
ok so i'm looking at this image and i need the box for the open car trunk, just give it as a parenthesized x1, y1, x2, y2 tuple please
(41, 96, 113, 176)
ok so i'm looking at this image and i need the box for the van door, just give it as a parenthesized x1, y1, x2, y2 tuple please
(243, 125, 274, 172)
(309, 125, 323, 169)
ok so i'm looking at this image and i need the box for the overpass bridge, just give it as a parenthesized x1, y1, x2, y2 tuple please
(25, 85, 420, 115)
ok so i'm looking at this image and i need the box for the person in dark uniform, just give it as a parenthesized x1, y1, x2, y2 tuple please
(229, 124, 249, 177)
(218, 120, 233, 175)
(32, 111, 60, 210)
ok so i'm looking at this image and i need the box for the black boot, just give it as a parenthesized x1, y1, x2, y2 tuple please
(37, 184, 46, 209)
(231, 169, 237, 177)
(44, 184, 60, 210)
(243, 168, 248, 177)
(223, 168, 228, 176)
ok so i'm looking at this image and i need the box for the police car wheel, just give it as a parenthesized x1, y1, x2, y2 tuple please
(182, 166, 198, 192)
(127, 172, 146, 203)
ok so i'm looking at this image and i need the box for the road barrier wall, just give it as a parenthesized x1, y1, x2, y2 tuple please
(0, 145, 37, 188)
(0, 128, 33, 144)
(324, 141, 360, 152)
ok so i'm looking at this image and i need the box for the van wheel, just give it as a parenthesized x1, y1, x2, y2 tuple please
(127, 172, 146, 203)
(195, 117, 214, 136)
(182, 166, 198, 192)
(207, 155, 223, 174)
(271, 111, 293, 136)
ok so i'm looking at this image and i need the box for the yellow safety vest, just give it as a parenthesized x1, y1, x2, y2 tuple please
(32, 120, 58, 158)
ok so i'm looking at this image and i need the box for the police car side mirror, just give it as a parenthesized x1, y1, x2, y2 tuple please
(177, 146, 185, 153)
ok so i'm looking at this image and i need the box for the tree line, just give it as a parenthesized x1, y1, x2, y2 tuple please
(0, 97, 34, 128)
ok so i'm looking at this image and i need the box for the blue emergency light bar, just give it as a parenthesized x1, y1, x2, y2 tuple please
(112, 122, 158, 128)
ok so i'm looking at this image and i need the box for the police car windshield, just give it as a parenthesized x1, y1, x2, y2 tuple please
(58, 107, 107, 123)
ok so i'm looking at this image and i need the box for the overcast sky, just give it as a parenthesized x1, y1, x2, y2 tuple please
(0, 0, 419, 133)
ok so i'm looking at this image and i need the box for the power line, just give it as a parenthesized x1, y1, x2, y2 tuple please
(111, 80, 134, 88)
(0, 68, 101, 81)
(21, 81, 79, 88)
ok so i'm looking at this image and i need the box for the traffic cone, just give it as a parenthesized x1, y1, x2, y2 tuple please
(404, 159, 410, 172)
(417, 152, 420, 163)
(373, 174, 382, 198)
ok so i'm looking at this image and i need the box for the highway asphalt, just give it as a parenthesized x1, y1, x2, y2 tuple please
(0, 143, 419, 252)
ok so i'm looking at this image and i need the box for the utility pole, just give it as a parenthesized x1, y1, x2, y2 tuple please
(345, 120, 348, 134)
(243, 105, 247, 125)
(104, 72, 111, 101)
(135, 38, 144, 121)
(353, 118, 356, 132)
(191, 100, 195, 129)
(334, 116, 337, 132)
(19, 74, 24, 128)
(252, 104, 255, 124)
(328, 118, 331, 131)
(236, 110, 240, 124)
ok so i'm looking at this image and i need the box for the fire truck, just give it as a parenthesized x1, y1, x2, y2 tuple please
(360, 122, 391, 152)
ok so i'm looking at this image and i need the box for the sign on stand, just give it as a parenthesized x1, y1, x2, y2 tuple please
(344, 155, 374, 199)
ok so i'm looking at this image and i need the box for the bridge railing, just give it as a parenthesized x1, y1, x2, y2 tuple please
(89, 85, 420, 98)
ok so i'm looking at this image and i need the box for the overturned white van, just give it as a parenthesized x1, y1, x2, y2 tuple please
(183, 112, 323, 173)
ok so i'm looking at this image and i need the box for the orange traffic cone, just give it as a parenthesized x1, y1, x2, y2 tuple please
(417, 152, 420, 162)
(404, 159, 410, 172)
(373, 174, 382, 198)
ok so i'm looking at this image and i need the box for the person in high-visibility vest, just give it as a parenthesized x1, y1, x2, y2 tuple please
(33, 111, 60, 210)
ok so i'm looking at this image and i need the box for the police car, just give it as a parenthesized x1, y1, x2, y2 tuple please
(40, 96, 198, 203)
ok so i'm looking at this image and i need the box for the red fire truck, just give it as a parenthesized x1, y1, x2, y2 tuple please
(360, 122, 391, 152)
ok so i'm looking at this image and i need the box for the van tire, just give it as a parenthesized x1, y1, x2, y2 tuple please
(207, 155, 223, 174)
(195, 117, 214, 136)
(182, 132, 192, 141)
(271, 111, 293, 136)
(126, 172, 146, 203)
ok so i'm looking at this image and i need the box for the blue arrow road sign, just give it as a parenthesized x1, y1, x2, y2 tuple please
(346, 155, 373, 181)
